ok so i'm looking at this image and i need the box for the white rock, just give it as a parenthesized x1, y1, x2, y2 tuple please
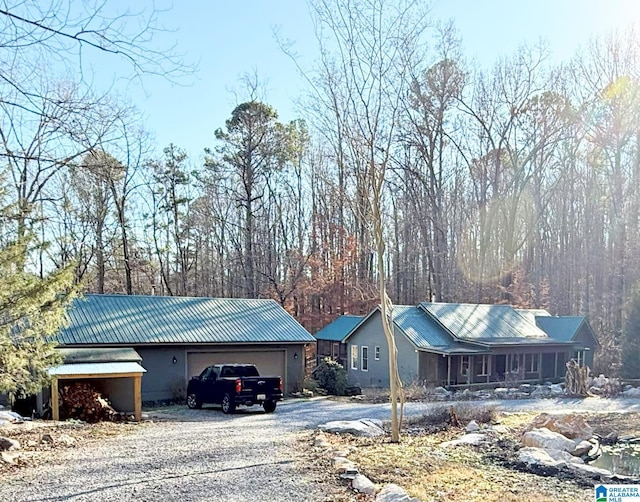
(314, 434, 330, 448)
(0, 451, 16, 465)
(567, 463, 612, 477)
(573, 440, 592, 456)
(622, 387, 640, 398)
(545, 448, 584, 464)
(465, 420, 480, 432)
(522, 428, 576, 453)
(494, 388, 509, 398)
(440, 433, 487, 448)
(549, 383, 565, 396)
(352, 473, 376, 495)
(518, 447, 565, 467)
(334, 456, 357, 474)
(376, 484, 415, 501)
(319, 419, 385, 437)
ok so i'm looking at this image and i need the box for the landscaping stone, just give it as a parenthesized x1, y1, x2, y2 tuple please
(314, 434, 330, 448)
(440, 433, 487, 448)
(518, 447, 565, 468)
(531, 386, 551, 398)
(376, 484, 418, 502)
(522, 428, 576, 453)
(518, 384, 532, 393)
(545, 448, 584, 464)
(567, 463, 612, 478)
(465, 420, 480, 432)
(573, 440, 592, 457)
(494, 388, 509, 398)
(319, 419, 385, 437)
(0, 437, 20, 451)
(524, 413, 593, 440)
(622, 387, 640, 398)
(549, 383, 565, 396)
(0, 451, 15, 465)
(352, 473, 376, 495)
(334, 456, 358, 474)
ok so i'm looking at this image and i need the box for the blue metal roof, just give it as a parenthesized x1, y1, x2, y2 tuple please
(58, 294, 315, 345)
(314, 315, 363, 341)
(419, 302, 550, 341)
(534, 316, 585, 342)
(392, 305, 454, 349)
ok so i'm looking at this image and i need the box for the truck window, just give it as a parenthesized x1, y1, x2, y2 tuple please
(240, 365, 259, 377)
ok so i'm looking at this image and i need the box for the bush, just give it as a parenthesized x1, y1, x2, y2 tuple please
(314, 357, 348, 395)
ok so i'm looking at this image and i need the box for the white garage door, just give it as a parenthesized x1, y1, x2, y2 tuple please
(187, 350, 286, 387)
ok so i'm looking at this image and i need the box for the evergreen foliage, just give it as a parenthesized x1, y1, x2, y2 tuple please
(0, 238, 78, 396)
(622, 285, 640, 378)
(313, 357, 347, 395)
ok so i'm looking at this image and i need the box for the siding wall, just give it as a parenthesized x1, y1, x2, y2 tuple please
(346, 311, 418, 387)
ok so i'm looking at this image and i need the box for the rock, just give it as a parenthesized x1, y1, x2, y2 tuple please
(352, 474, 376, 495)
(319, 419, 385, 437)
(592, 374, 607, 388)
(519, 384, 532, 393)
(314, 434, 330, 448)
(573, 440, 592, 456)
(524, 413, 593, 440)
(566, 463, 612, 478)
(549, 383, 565, 396)
(41, 433, 54, 444)
(0, 437, 20, 451)
(489, 425, 509, 434)
(433, 387, 451, 400)
(622, 387, 640, 398)
(376, 484, 417, 502)
(531, 386, 551, 398)
(589, 386, 604, 395)
(601, 432, 618, 445)
(0, 451, 15, 465)
(518, 447, 565, 468)
(466, 420, 480, 432)
(334, 456, 358, 474)
(522, 428, 576, 453)
(494, 388, 509, 398)
(0, 411, 23, 423)
(546, 448, 584, 464)
(440, 433, 487, 448)
(57, 434, 76, 446)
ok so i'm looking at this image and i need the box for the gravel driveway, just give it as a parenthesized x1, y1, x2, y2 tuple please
(2, 396, 639, 501)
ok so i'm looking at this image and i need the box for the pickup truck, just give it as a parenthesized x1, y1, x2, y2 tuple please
(186, 363, 283, 414)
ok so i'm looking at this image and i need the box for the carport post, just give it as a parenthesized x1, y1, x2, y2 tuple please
(51, 377, 59, 421)
(134, 375, 142, 421)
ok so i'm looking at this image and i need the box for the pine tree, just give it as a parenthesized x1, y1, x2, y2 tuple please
(0, 238, 78, 397)
(622, 285, 640, 378)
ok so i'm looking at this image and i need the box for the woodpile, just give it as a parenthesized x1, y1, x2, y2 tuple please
(59, 382, 116, 423)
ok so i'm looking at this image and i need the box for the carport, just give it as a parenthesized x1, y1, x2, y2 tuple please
(48, 348, 146, 421)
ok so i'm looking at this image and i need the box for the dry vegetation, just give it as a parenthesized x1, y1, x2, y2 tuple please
(310, 408, 640, 501)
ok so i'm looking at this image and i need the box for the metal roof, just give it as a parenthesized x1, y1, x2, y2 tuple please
(48, 362, 146, 376)
(534, 316, 585, 342)
(58, 347, 142, 363)
(314, 315, 364, 341)
(419, 302, 550, 340)
(516, 308, 551, 325)
(58, 294, 315, 346)
(392, 305, 455, 349)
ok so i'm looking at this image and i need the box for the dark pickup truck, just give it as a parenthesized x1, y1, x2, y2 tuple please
(186, 363, 283, 414)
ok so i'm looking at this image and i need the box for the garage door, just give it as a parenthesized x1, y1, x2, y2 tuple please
(187, 350, 286, 387)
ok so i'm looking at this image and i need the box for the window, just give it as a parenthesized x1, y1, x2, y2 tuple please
(575, 350, 585, 366)
(351, 345, 359, 370)
(332, 342, 340, 358)
(361, 346, 369, 371)
(461, 355, 470, 376)
(476, 355, 489, 376)
(374, 346, 380, 360)
(525, 354, 539, 373)
(508, 354, 521, 373)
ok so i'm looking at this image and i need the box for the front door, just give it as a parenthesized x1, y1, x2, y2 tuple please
(494, 355, 506, 380)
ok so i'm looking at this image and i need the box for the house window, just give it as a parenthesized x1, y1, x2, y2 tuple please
(332, 342, 340, 358)
(575, 350, 585, 366)
(351, 345, 359, 370)
(476, 355, 489, 376)
(461, 356, 470, 376)
(362, 346, 368, 371)
(508, 354, 522, 373)
(525, 354, 539, 373)
(374, 346, 380, 360)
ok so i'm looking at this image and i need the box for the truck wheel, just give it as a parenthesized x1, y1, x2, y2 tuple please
(187, 393, 202, 409)
(221, 393, 236, 414)
(263, 400, 277, 413)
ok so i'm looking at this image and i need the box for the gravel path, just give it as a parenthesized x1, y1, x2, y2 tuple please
(2, 395, 639, 501)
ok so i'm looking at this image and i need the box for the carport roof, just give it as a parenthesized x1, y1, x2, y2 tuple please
(58, 294, 316, 345)
(48, 361, 146, 377)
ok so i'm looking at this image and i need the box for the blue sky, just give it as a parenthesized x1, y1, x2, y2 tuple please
(102, 0, 640, 162)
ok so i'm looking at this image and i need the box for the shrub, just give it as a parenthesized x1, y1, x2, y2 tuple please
(314, 357, 347, 395)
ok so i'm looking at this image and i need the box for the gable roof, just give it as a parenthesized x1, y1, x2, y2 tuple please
(516, 308, 551, 325)
(314, 315, 364, 341)
(58, 294, 315, 346)
(419, 302, 555, 343)
(533, 316, 587, 342)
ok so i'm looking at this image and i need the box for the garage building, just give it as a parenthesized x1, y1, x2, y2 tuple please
(55, 294, 315, 406)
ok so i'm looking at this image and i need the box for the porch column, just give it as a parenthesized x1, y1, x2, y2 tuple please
(538, 352, 542, 380)
(134, 375, 142, 421)
(467, 356, 471, 385)
(554, 352, 558, 379)
(487, 355, 491, 383)
(51, 377, 59, 421)
(447, 356, 451, 387)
